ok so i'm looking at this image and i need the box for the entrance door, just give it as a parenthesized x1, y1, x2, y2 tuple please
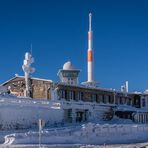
(76, 111, 84, 122)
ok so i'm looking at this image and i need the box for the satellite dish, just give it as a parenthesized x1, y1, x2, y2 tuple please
(22, 52, 35, 75)
(25, 52, 31, 60)
(30, 67, 35, 73)
(23, 60, 28, 66)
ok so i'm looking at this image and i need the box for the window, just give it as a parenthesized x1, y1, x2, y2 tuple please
(73, 91, 76, 100)
(122, 97, 126, 104)
(78, 92, 81, 100)
(95, 95, 99, 103)
(105, 95, 109, 103)
(65, 90, 67, 100)
(92, 94, 96, 102)
(142, 99, 146, 107)
(81, 92, 84, 101)
(102, 95, 105, 103)
(127, 98, 131, 105)
(99, 95, 103, 103)
(68, 91, 73, 100)
(120, 97, 123, 104)
(108, 95, 111, 103)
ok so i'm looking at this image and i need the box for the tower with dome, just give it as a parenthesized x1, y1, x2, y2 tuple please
(57, 61, 80, 85)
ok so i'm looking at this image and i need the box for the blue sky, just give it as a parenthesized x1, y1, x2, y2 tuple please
(0, 0, 148, 92)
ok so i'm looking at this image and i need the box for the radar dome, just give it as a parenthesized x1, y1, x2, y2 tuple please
(63, 61, 75, 70)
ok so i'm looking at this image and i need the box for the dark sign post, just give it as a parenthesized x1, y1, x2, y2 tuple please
(38, 119, 45, 147)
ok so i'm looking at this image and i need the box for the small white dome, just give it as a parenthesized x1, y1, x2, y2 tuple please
(63, 61, 75, 70)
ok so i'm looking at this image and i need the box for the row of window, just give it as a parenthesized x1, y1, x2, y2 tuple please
(58, 89, 132, 105)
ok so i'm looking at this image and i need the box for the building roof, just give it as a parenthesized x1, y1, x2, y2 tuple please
(1, 75, 53, 86)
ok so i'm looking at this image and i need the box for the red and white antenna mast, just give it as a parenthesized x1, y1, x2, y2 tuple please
(88, 13, 94, 83)
(82, 13, 97, 87)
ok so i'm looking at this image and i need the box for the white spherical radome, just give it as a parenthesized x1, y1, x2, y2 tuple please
(63, 61, 75, 70)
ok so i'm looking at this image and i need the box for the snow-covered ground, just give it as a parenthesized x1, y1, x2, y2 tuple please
(0, 122, 147, 147)
(0, 91, 148, 147)
(1, 143, 148, 148)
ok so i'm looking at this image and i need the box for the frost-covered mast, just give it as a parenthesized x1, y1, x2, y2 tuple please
(22, 52, 35, 97)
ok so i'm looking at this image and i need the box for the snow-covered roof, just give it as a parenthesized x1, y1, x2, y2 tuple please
(1, 75, 53, 85)
(31, 77, 53, 82)
(57, 83, 116, 93)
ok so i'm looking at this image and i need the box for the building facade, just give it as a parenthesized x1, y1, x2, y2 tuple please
(2, 76, 53, 99)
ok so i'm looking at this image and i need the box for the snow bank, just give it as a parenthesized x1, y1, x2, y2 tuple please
(0, 96, 64, 130)
(3, 123, 148, 145)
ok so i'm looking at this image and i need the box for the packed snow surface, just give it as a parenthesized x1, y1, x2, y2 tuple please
(2, 123, 148, 146)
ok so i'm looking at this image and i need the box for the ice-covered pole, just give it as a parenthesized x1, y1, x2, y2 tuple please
(88, 13, 94, 82)
(22, 52, 35, 97)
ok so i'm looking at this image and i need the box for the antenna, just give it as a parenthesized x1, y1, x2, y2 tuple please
(30, 43, 33, 55)
(22, 52, 35, 97)
(89, 13, 92, 31)
(82, 13, 99, 87)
